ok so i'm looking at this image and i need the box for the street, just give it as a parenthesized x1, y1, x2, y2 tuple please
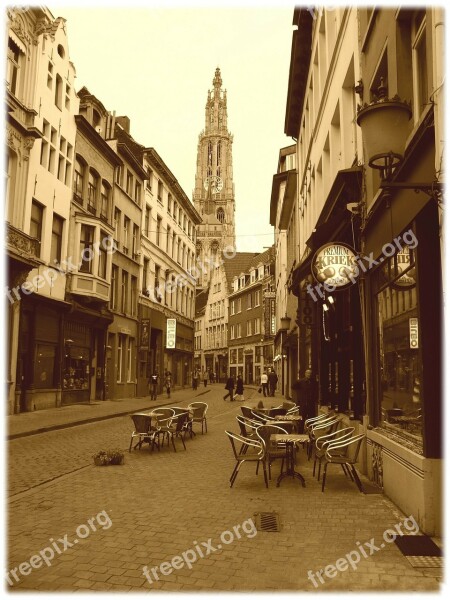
(7, 385, 441, 592)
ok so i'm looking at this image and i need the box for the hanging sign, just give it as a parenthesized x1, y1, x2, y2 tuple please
(409, 318, 419, 349)
(166, 318, 177, 349)
(392, 247, 416, 290)
(311, 242, 359, 290)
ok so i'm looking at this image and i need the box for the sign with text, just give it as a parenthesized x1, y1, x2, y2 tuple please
(166, 318, 177, 349)
(409, 317, 419, 348)
(312, 242, 359, 290)
(140, 319, 150, 348)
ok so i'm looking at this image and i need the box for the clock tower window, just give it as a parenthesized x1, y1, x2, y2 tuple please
(216, 207, 225, 223)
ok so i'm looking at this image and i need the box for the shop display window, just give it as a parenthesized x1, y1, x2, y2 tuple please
(63, 345, 90, 391)
(34, 344, 56, 388)
(375, 242, 422, 443)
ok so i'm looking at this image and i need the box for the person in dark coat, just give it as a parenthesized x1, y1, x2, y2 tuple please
(149, 370, 159, 401)
(291, 369, 317, 423)
(235, 374, 244, 401)
(268, 368, 278, 397)
(223, 373, 235, 402)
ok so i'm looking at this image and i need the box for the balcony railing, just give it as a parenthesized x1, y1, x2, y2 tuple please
(6, 223, 41, 260)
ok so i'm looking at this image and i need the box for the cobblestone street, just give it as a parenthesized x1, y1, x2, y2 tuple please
(7, 385, 442, 592)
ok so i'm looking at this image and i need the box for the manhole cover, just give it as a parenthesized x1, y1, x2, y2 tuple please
(254, 512, 280, 532)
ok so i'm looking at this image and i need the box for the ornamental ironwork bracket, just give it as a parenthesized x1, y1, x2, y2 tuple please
(380, 180, 444, 204)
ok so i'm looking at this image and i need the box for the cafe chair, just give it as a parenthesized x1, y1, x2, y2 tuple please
(165, 412, 190, 452)
(152, 408, 175, 449)
(225, 430, 268, 488)
(307, 416, 342, 460)
(321, 434, 366, 492)
(129, 413, 154, 452)
(282, 400, 296, 411)
(304, 411, 335, 433)
(236, 415, 260, 441)
(241, 406, 255, 420)
(171, 407, 194, 438)
(312, 426, 355, 480)
(269, 406, 287, 418)
(251, 409, 273, 423)
(188, 402, 208, 434)
(256, 424, 289, 481)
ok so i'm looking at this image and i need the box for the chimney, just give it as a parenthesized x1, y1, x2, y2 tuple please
(116, 115, 130, 134)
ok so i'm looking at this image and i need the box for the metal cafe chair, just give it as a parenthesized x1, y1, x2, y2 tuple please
(165, 412, 190, 452)
(321, 434, 366, 492)
(225, 430, 268, 489)
(256, 424, 289, 481)
(312, 426, 355, 480)
(188, 401, 208, 434)
(128, 413, 154, 452)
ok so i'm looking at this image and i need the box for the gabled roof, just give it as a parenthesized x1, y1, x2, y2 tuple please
(247, 247, 274, 270)
(222, 252, 259, 291)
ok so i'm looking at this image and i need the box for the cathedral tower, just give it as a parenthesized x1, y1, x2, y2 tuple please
(193, 68, 236, 288)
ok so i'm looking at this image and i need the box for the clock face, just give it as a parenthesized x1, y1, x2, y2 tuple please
(204, 176, 223, 193)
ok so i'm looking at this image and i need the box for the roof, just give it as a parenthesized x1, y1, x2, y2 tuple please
(222, 252, 259, 291)
(247, 247, 275, 270)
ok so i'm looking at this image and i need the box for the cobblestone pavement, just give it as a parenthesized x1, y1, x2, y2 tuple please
(8, 386, 443, 592)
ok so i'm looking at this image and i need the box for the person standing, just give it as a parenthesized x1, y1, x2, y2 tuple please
(149, 370, 159, 401)
(268, 368, 278, 397)
(260, 370, 269, 397)
(292, 369, 317, 422)
(235, 373, 244, 401)
(192, 369, 199, 390)
(223, 373, 235, 401)
(164, 371, 172, 399)
(203, 369, 208, 388)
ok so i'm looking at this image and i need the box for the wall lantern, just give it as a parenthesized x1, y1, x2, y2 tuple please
(357, 78, 443, 201)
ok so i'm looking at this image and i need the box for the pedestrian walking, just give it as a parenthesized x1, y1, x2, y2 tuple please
(260, 370, 269, 397)
(268, 368, 278, 397)
(203, 369, 208, 388)
(149, 370, 159, 401)
(235, 373, 244, 401)
(164, 371, 172, 399)
(192, 369, 199, 390)
(223, 373, 235, 401)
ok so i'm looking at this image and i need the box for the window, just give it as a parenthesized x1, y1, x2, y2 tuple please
(157, 180, 163, 203)
(413, 13, 428, 119)
(167, 194, 172, 215)
(258, 266, 264, 279)
(154, 265, 161, 301)
(87, 170, 98, 214)
(156, 216, 162, 246)
(34, 344, 56, 389)
(142, 258, 149, 294)
(127, 338, 134, 382)
(50, 214, 63, 265)
(30, 201, 43, 257)
(126, 171, 133, 196)
(183, 215, 187, 231)
(110, 265, 118, 309)
(236, 297, 241, 313)
(55, 74, 63, 109)
(65, 84, 71, 110)
(47, 61, 53, 90)
(236, 323, 242, 338)
(79, 224, 94, 273)
(100, 182, 110, 221)
(255, 290, 261, 306)
(217, 207, 225, 223)
(173, 202, 178, 222)
(166, 225, 171, 253)
(178, 209, 183, 227)
(97, 232, 108, 279)
(132, 224, 139, 257)
(230, 325, 235, 340)
(121, 270, 128, 312)
(247, 293, 253, 310)
(246, 321, 252, 336)
(144, 206, 150, 237)
(40, 120, 50, 169)
(115, 165, 123, 186)
(254, 318, 261, 335)
(114, 208, 121, 243)
(146, 168, 153, 191)
(117, 335, 123, 382)
(123, 217, 130, 254)
(130, 276, 137, 316)
(135, 181, 141, 205)
(7, 37, 21, 96)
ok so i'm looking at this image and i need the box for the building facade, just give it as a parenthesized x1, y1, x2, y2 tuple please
(281, 6, 443, 535)
(228, 249, 276, 385)
(6, 7, 79, 413)
(138, 148, 201, 395)
(193, 68, 236, 289)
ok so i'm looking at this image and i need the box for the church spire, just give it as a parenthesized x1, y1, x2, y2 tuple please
(205, 67, 227, 133)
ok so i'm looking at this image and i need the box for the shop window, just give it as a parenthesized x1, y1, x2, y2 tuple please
(100, 182, 110, 222)
(110, 265, 118, 309)
(63, 345, 89, 390)
(375, 240, 422, 442)
(98, 232, 108, 279)
(34, 344, 56, 389)
(117, 335, 124, 382)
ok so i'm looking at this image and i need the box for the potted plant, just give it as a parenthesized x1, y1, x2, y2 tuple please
(107, 449, 125, 465)
(93, 450, 110, 466)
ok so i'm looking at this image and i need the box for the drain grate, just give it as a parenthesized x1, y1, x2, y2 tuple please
(254, 512, 280, 532)
(406, 556, 444, 569)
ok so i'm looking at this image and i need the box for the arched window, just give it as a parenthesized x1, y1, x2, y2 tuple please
(211, 240, 219, 255)
(73, 157, 85, 204)
(208, 141, 212, 166)
(216, 207, 225, 223)
(217, 141, 221, 165)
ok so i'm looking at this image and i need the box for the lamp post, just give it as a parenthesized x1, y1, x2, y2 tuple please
(279, 315, 291, 397)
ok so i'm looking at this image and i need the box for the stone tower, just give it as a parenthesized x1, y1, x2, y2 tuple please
(193, 68, 236, 288)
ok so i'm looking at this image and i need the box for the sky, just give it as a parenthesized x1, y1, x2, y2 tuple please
(47, 2, 294, 253)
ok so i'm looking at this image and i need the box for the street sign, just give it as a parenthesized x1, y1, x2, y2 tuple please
(166, 318, 177, 349)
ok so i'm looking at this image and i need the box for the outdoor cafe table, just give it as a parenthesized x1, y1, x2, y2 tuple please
(271, 433, 309, 488)
(271, 414, 303, 433)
